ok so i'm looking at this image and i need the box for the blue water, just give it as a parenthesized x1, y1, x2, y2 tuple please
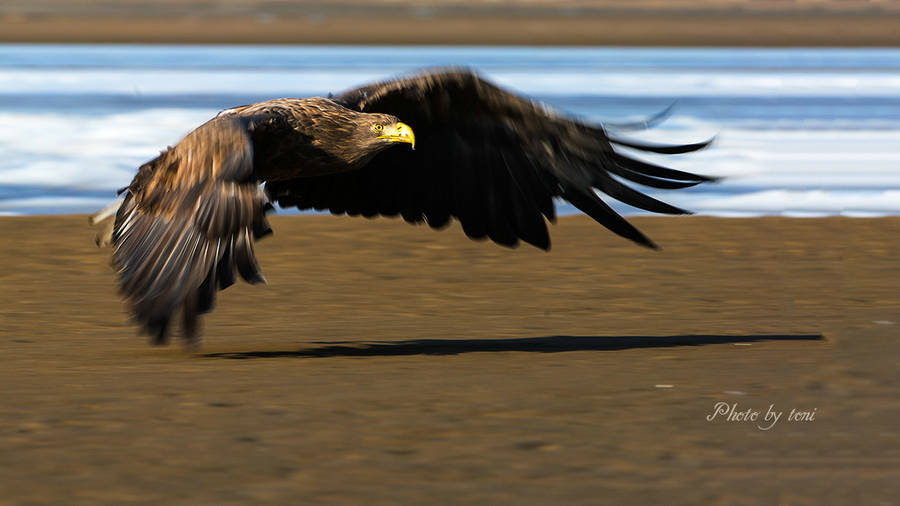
(1, 45, 899, 216)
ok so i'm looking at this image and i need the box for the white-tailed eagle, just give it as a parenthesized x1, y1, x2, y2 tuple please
(91, 68, 715, 344)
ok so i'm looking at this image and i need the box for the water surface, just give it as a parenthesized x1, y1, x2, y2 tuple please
(1, 45, 898, 216)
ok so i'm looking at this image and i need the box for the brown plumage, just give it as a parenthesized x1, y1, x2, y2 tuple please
(95, 68, 716, 345)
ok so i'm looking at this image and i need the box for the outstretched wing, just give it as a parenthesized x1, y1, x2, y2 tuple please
(266, 68, 714, 250)
(112, 117, 272, 344)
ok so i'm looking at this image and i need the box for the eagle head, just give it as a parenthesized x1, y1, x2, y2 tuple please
(360, 114, 415, 151)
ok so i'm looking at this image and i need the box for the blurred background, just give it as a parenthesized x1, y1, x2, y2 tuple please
(1, 1, 900, 218)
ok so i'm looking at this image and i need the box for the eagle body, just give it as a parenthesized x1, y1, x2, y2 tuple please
(220, 97, 410, 180)
(94, 68, 715, 345)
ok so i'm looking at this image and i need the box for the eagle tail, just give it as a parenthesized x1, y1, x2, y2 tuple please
(89, 195, 126, 247)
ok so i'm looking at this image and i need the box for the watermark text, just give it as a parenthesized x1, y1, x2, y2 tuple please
(706, 402, 817, 430)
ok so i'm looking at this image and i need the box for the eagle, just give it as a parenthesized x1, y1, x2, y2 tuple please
(91, 68, 715, 345)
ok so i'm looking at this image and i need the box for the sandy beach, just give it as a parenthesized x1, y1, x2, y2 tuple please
(1, 214, 898, 503)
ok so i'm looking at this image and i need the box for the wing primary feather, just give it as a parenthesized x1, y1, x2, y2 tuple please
(234, 230, 266, 285)
(253, 214, 273, 240)
(181, 290, 199, 343)
(216, 241, 236, 290)
(508, 189, 550, 250)
(196, 266, 217, 314)
(146, 316, 170, 346)
(451, 148, 489, 240)
(485, 160, 519, 248)
(601, 101, 677, 132)
(562, 186, 658, 250)
(497, 150, 550, 250)
(610, 152, 718, 182)
(593, 173, 692, 215)
(606, 165, 705, 190)
(608, 136, 714, 155)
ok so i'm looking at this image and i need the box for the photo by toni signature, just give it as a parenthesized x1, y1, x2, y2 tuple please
(706, 402, 818, 431)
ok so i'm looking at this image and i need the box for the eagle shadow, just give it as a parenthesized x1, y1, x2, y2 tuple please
(202, 333, 824, 360)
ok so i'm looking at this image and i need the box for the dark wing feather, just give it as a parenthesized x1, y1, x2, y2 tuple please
(266, 68, 713, 250)
(112, 117, 271, 344)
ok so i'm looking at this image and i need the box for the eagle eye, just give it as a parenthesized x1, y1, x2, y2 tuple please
(373, 124, 384, 132)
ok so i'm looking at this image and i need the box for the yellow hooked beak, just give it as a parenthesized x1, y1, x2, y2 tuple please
(377, 122, 415, 149)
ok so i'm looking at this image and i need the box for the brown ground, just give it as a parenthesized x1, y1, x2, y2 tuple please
(2, 0, 900, 45)
(1, 214, 898, 504)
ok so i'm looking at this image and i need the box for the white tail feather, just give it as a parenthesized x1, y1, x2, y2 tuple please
(89, 195, 125, 225)
(89, 195, 125, 247)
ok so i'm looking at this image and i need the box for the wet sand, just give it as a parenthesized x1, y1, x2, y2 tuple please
(1, 214, 898, 504)
(1, 1, 900, 45)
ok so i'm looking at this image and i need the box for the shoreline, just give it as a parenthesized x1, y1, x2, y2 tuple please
(1, 12, 899, 46)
